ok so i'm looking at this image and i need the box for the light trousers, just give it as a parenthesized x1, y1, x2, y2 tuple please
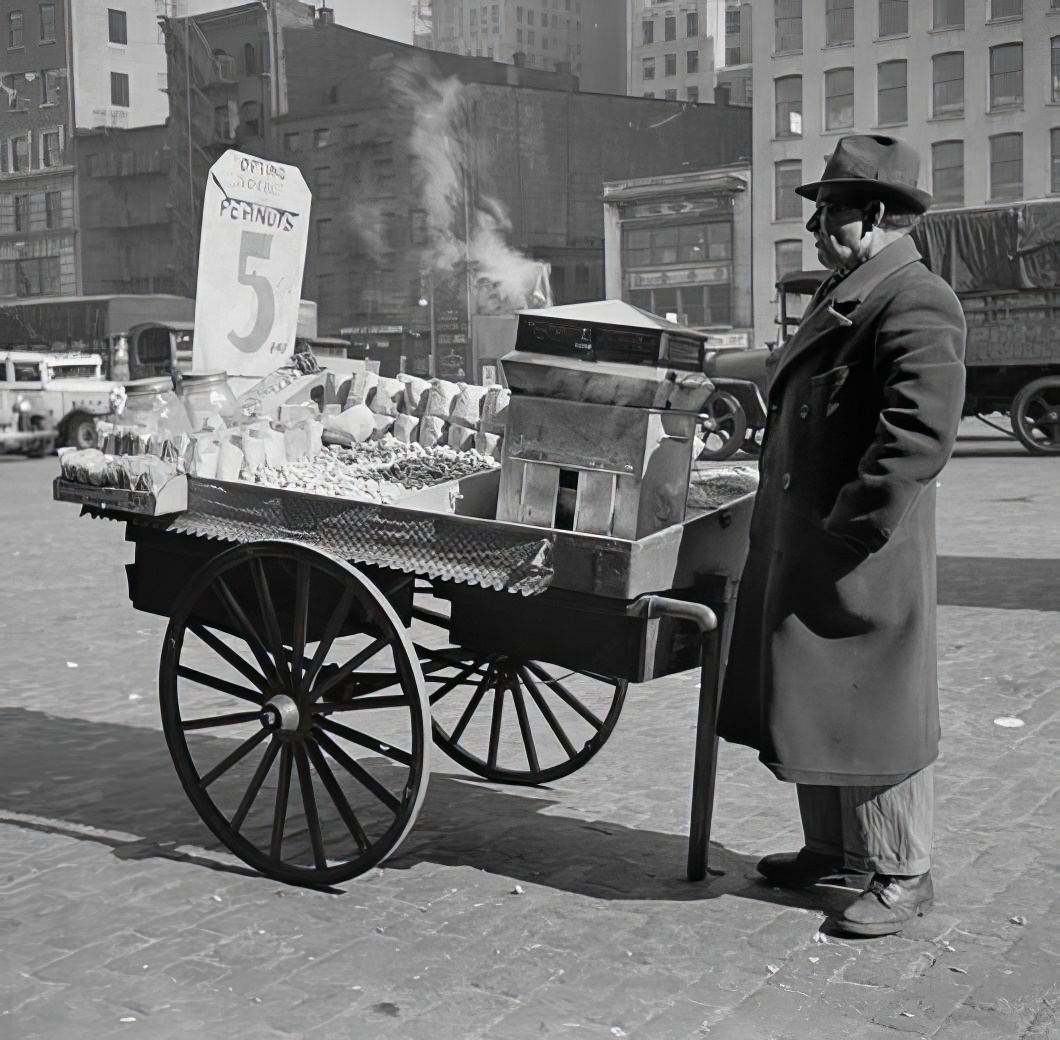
(796, 765, 933, 876)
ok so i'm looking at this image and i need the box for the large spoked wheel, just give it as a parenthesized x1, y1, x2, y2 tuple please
(1011, 377, 1060, 455)
(697, 391, 748, 463)
(412, 595, 628, 785)
(159, 541, 430, 886)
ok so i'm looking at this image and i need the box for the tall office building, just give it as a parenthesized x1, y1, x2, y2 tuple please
(426, 0, 627, 95)
(627, 0, 750, 104)
(751, 0, 1059, 343)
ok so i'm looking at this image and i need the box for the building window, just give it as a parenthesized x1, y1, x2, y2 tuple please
(775, 239, 803, 285)
(13, 194, 28, 232)
(642, 91, 654, 98)
(642, 19, 653, 44)
(932, 51, 964, 117)
(664, 52, 676, 77)
(825, 67, 854, 130)
(686, 50, 698, 74)
(775, 160, 802, 220)
(44, 189, 61, 228)
(664, 15, 676, 41)
(107, 8, 127, 45)
(989, 0, 1021, 18)
(214, 104, 231, 141)
(9, 133, 29, 171)
(623, 222, 731, 268)
(878, 0, 907, 37)
(686, 11, 698, 36)
(664, 88, 678, 100)
(826, 0, 854, 46)
(1052, 128, 1060, 194)
(931, 140, 964, 205)
(933, 0, 963, 29)
(990, 133, 1022, 200)
(687, 85, 699, 103)
(1052, 37, 1060, 103)
(14, 257, 60, 296)
(283, 131, 298, 152)
(41, 67, 61, 105)
(877, 60, 907, 125)
(775, 75, 802, 137)
(775, 0, 802, 53)
(39, 2, 55, 42)
(244, 43, 257, 75)
(989, 43, 1022, 110)
(642, 56, 655, 81)
(9, 10, 23, 48)
(316, 217, 332, 254)
(40, 127, 62, 167)
(314, 128, 330, 148)
(110, 71, 129, 107)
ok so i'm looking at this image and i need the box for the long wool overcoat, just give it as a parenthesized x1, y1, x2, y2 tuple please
(717, 235, 966, 785)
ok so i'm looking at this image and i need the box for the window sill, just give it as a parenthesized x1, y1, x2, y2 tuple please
(822, 42, 854, 50)
(772, 135, 803, 143)
(772, 218, 806, 226)
(874, 33, 909, 43)
(39, 38, 56, 45)
(988, 196, 1024, 205)
(985, 16, 1022, 26)
(7, 45, 24, 51)
(821, 127, 854, 135)
(39, 103, 56, 109)
(875, 121, 908, 129)
(928, 112, 965, 121)
(928, 25, 964, 34)
(987, 105, 1024, 115)
(773, 49, 803, 59)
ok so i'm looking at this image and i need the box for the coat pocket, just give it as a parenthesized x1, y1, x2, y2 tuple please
(809, 363, 856, 417)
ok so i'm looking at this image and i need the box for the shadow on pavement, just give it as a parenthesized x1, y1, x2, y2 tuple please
(0, 706, 854, 917)
(938, 556, 1060, 611)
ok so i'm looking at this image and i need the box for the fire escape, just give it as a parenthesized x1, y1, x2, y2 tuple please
(161, 15, 237, 297)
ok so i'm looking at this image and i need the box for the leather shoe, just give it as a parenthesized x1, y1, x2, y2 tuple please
(757, 848, 851, 888)
(829, 872, 934, 937)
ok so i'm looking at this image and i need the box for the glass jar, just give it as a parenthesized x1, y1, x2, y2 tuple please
(180, 371, 241, 431)
(122, 376, 194, 438)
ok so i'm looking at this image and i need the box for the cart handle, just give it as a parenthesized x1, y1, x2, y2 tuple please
(627, 595, 717, 633)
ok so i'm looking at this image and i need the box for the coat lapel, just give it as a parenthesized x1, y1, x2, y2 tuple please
(769, 236, 925, 389)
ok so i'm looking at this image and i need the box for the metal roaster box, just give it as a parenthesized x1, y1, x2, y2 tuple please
(512, 300, 710, 371)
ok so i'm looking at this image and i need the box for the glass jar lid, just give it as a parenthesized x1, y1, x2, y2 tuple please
(125, 376, 175, 396)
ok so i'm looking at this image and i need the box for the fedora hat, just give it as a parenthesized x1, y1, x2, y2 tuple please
(795, 134, 933, 213)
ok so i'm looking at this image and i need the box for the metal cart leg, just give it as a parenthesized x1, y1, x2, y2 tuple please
(629, 592, 733, 881)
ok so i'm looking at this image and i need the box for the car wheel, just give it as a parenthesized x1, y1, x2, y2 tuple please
(65, 413, 97, 450)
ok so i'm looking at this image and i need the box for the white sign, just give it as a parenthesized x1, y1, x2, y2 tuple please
(193, 150, 311, 377)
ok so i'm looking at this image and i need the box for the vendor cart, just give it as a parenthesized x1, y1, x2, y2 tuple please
(56, 468, 753, 888)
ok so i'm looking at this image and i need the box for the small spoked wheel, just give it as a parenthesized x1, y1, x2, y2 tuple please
(159, 540, 430, 886)
(697, 391, 748, 463)
(413, 596, 627, 785)
(1011, 377, 1060, 455)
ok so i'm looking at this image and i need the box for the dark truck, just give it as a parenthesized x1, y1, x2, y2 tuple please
(911, 198, 1060, 455)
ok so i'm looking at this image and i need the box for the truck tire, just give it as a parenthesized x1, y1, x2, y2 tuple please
(697, 390, 748, 463)
(63, 413, 98, 450)
(1010, 377, 1060, 455)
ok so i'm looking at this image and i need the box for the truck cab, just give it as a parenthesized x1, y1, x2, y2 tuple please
(0, 350, 117, 454)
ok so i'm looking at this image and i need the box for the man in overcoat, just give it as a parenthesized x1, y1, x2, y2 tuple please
(717, 135, 966, 936)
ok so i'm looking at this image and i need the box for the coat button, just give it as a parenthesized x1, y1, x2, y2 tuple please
(799, 404, 810, 419)
(770, 403, 779, 414)
(782, 473, 792, 490)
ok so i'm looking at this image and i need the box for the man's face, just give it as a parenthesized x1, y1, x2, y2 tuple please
(806, 191, 871, 272)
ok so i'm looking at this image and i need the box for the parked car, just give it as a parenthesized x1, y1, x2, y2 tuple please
(0, 350, 117, 455)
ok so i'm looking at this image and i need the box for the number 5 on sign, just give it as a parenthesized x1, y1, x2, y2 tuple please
(192, 150, 311, 377)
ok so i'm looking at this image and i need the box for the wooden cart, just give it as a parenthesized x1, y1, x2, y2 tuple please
(57, 468, 752, 888)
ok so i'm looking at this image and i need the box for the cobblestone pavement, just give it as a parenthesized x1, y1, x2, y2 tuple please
(0, 419, 1057, 1040)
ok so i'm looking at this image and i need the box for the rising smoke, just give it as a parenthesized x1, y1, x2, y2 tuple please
(386, 59, 552, 314)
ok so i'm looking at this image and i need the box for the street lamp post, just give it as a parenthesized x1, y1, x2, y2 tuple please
(418, 268, 437, 378)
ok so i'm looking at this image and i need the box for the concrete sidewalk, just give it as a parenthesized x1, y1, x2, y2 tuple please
(0, 421, 1057, 1039)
